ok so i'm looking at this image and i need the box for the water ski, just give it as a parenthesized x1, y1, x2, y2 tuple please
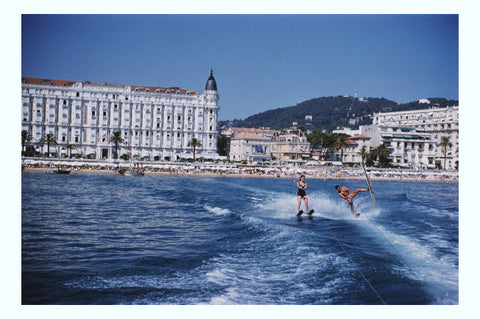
(297, 209, 314, 217)
(355, 213, 360, 217)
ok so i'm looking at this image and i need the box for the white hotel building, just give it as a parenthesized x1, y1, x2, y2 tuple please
(21, 71, 220, 161)
(373, 105, 459, 169)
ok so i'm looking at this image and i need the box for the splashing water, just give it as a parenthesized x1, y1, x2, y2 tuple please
(22, 173, 458, 305)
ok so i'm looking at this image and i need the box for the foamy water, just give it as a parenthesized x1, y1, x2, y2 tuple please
(22, 173, 458, 304)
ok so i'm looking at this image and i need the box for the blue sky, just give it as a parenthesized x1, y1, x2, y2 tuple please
(22, 14, 458, 120)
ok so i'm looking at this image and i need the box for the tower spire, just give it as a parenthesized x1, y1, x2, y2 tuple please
(205, 69, 217, 91)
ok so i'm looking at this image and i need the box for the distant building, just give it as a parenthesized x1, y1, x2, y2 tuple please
(340, 135, 371, 163)
(360, 125, 436, 168)
(330, 124, 437, 168)
(373, 105, 458, 169)
(21, 71, 220, 161)
(305, 115, 312, 126)
(229, 133, 271, 162)
(270, 129, 310, 162)
(221, 127, 276, 162)
(332, 127, 358, 136)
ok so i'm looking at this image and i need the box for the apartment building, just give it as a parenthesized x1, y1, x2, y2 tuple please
(360, 125, 437, 168)
(373, 105, 458, 169)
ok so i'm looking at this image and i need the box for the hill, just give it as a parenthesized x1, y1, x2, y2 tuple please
(220, 96, 458, 132)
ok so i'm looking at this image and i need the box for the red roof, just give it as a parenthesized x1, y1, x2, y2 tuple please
(21, 77, 196, 95)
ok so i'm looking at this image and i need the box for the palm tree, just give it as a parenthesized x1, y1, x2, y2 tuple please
(438, 136, 453, 169)
(38, 133, 57, 157)
(333, 135, 349, 163)
(357, 145, 368, 165)
(375, 144, 391, 166)
(66, 144, 77, 158)
(188, 138, 202, 162)
(109, 131, 125, 159)
(21, 130, 32, 155)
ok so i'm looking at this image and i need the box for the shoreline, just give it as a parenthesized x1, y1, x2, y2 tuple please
(22, 166, 458, 183)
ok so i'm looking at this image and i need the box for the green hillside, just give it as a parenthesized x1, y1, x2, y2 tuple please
(221, 96, 458, 132)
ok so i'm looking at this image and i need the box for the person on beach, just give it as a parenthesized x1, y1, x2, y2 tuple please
(335, 185, 370, 214)
(295, 175, 309, 215)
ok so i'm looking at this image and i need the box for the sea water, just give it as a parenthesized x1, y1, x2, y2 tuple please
(21, 172, 458, 305)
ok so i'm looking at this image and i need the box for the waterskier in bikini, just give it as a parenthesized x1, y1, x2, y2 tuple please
(296, 175, 310, 216)
(335, 184, 371, 214)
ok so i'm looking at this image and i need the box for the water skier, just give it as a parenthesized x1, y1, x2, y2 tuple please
(295, 175, 313, 216)
(335, 184, 371, 214)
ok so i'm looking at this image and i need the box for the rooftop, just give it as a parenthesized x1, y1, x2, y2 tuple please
(232, 133, 271, 140)
(22, 77, 197, 95)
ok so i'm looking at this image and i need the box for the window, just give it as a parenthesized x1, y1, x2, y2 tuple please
(103, 111, 107, 117)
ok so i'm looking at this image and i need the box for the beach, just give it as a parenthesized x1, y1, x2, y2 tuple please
(22, 158, 458, 182)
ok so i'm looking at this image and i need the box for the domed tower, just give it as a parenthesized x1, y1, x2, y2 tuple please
(196, 69, 220, 159)
(204, 69, 219, 106)
(205, 69, 217, 91)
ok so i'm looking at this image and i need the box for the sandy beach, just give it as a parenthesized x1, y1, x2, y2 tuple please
(22, 160, 458, 183)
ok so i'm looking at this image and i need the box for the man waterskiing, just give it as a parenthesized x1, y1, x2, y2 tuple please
(335, 184, 371, 215)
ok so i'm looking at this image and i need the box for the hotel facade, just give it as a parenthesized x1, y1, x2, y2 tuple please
(21, 71, 220, 161)
(373, 105, 459, 169)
